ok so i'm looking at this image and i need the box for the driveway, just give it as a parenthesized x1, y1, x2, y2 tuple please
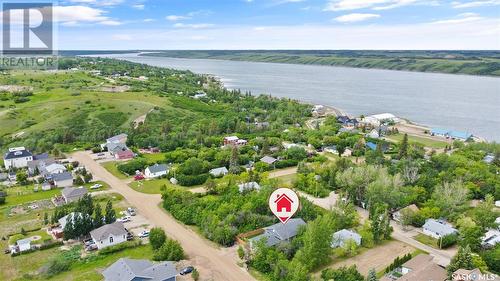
(72, 151, 254, 281)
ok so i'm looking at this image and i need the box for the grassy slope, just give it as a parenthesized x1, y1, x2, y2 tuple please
(144, 51, 500, 76)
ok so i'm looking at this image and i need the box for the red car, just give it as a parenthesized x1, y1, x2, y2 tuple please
(134, 174, 144, 181)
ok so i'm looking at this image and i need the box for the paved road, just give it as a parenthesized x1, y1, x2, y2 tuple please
(72, 151, 254, 281)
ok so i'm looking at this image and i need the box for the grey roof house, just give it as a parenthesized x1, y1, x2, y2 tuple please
(331, 229, 362, 248)
(145, 164, 169, 178)
(90, 221, 128, 249)
(102, 258, 177, 281)
(249, 218, 306, 248)
(52, 172, 74, 188)
(423, 219, 458, 239)
(238, 182, 261, 193)
(260, 156, 278, 165)
(61, 187, 88, 204)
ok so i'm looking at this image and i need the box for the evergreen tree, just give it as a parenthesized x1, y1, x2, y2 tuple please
(229, 146, 240, 174)
(43, 212, 49, 225)
(150, 227, 167, 250)
(93, 204, 104, 228)
(76, 194, 94, 216)
(447, 245, 474, 276)
(104, 200, 116, 224)
(63, 216, 75, 240)
(398, 133, 409, 159)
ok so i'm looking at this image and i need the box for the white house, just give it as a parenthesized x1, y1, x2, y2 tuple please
(366, 129, 380, 139)
(144, 164, 169, 179)
(209, 167, 228, 177)
(16, 238, 31, 252)
(481, 229, 500, 248)
(331, 229, 362, 248)
(238, 182, 261, 193)
(3, 147, 33, 169)
(90, 222, 128, 250)
(42, 163, 67, 176)
(61, 187, 88, 204)
(422, 219, 458, 239)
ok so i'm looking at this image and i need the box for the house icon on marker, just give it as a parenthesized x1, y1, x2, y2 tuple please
(274, 193, 293, 212)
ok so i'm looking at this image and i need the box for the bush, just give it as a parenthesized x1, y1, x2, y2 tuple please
(117, 158, 148, 175)
(40, 240, 64, 250)
(176, 173, 209, 186)
(149, 227, 167, 250)
(153, 239, 184, 261)
(441, 233, 458, 248)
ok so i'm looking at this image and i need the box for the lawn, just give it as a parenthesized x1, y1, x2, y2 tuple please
(3, 185, 60, 207)
(101, 161, 129, 179)
(413, 233, 439, 248)
(129, 178, 176, 194)
(275, 173, 297, 187)
(141, 153, 166, 164)
(8, 229, 52, 245)
(386, 133, 448, 149)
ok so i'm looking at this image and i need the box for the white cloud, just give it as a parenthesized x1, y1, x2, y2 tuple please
(99, 20, 122, 25)
(58, 17, 500, 50)
(173, 23, 215, 29)
(166, 15, 190, 21)
(143, 18, 155, 22)
(334, 13, 381, 22)
(429, 13, 482, 24)
(324, 0, 434, 11)
(67, 0, 125, 6)
(132, 4, 145, 10)
(452, 0, 500, 8)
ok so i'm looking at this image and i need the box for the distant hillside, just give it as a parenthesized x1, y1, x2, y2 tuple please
(142, 50, 500, 77)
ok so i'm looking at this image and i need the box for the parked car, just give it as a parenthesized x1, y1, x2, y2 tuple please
(180, 266, 194, 275)
(127, 207, 136, 216)
(85, 244, 97, 251)
(117, 216, 131, 223)
(134, 174, 145, 181)
(90, 183, 103, 189)
(138, 230, 150, 238)
(83, 239, 94, 246)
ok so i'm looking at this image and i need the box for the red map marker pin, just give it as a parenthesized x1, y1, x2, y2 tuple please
(269, 188, 299, 224)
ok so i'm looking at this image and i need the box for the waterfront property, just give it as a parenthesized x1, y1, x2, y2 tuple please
(430, 128, 472, 141)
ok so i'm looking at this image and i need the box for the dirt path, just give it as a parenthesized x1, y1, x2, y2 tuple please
(72, 151, 254, 281)
(268, 167, 298, 178)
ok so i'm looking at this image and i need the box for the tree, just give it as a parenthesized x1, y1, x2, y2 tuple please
(229, 146, 240, 174)
(370, 204, 392, 243)
(93, 204, 104, 228)
(16, 172, 28, 185)
(472, 194, 497, 229)
(75, 194, 94, 216)
(153, 239, 184, 261)
(150, 227, 167, 250)
(431, 181, 469, 217)
(321, 266, 364, 281)
(458, 226, 482, 251)
(104, 200, 116, 224)
(237, 245, 245, 260)
(44, 212, 49, 225)
(366, 268, 378, 281)
(336, 165, 380, 206)
(447, 245, 474, 276)
(293, 215, 333, 271)
(398, 133, 409, 159)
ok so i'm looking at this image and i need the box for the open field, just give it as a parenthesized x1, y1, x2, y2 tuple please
(8, 228, 52, 244)
(129, 178, 174, 194)
(385, 133, 448, 149)
(414, 233, 440, 248)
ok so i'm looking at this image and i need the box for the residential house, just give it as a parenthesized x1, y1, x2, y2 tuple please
(366, 129, 380, 139)
(323, 146, 338, 154)
(27, 158, 56, 176)
(209, 167, 228, 177)
(483, 154, 495, 164)
(193, 91, 207, 99)
(3, 147, 33, 169)
(391, 254, 447, 281)
(361, 113, 399, 127)
(90, 221, 128, 250)
(249, 218, 306, 248)
(16, 238, 31, 252)
(430, 129, 472, 141)
(106, 133, 128, 145)
(337, 115, 358, 127)
(238, 182, 261, 193)
(260, 156, 277, 165)
(331, 229, 362, 248)
(145, 164, 169, 179)
(52, 172, 73, 188)
(102, 258, 177, 281)
(61, 187, 88, 204)
(393, 204, 419, 223)
(223, 136, 247, 147)
(53, 212, 84, 238)
(42, 163, 67, 176)
(115, 150, 134, 160)
(422, 219, 458, 239)
(431, 128, 449, 138)
(342, 148, 353, 157)
(481, 229, 500, 248)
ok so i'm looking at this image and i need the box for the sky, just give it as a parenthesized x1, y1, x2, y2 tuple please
(4, 0, 500, 49)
